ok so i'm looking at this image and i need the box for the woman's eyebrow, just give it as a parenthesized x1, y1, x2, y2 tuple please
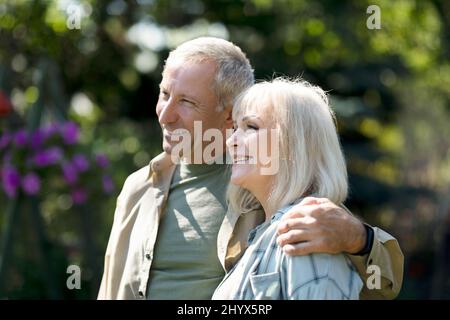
(242, 115, 262, 122)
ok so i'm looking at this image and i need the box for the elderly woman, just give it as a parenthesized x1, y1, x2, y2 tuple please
(212, 78, 363, 300)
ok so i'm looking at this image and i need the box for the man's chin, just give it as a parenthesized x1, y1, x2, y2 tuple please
(162, 142, 186, 164)
(162, 145, 172, 155)
(162, 140, 175, 155)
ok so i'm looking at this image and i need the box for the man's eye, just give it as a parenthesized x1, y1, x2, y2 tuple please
(181, 99, 195, 106)
(160, 91, 169, 99)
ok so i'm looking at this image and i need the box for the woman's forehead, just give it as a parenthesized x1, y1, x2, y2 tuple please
(234, 93, 273, 120)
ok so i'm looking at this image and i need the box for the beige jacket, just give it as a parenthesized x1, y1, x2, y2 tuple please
(98, 152, 404, 299)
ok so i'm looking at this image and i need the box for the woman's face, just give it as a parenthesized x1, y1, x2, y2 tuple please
(226, 103, 277, 194)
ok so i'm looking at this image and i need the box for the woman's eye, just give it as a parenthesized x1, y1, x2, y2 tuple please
(247, 124, 259, 131)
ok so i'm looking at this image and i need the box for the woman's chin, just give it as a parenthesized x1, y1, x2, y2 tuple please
(229, 174, 244, 186)
(230, 168, 246, 187)
(230, 163, 258, 187)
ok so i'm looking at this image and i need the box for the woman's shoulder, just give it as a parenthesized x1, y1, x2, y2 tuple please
(284, 252, 363, 299)
(284, 251, 356, 280)
(271, 205, 360, 280)
(250, 203, 363, 299)
(256, 202, 358, 275)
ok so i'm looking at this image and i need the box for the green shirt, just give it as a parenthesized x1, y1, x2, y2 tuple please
(146, 162, 230, 299)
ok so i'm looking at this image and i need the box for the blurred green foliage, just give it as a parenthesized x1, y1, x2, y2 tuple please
(0, 0, 449, 299)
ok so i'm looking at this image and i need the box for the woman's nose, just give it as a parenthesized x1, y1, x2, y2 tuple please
(226, 129, 239, 151)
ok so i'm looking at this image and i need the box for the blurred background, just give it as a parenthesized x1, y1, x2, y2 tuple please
(0, 0, 449, 299)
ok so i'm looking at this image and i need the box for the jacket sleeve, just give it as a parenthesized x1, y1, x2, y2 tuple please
(97, 168, 145, 299)
(97, 187, 127, 300)
(347, 227, 404, 299)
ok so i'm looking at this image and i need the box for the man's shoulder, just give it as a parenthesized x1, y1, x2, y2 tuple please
(125, 165, 150, 185)
(120, 165, 152, 198)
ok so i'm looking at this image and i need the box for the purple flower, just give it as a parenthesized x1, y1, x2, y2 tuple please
(102, 175, 114, 194)
(62, 162, 78, 185)
(95, 154, 109, 168)
(42, 122, 60, 139)
(30, 129, 45, 150)
(0, 132, 11, 150)
(33, 147, 63, 167)
(72, 154, 90, 172)
(61, 121, 79, 145)
(3, 152, 12, 164)
(14, 129, 28, 147)
(71, 188, 87, 205)
(1, 165, 20, 198)
(47, 147, 63, 162)
(22, 172, 41, 195)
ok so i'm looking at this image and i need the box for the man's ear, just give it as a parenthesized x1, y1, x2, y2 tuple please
(223, 105, 233, 130)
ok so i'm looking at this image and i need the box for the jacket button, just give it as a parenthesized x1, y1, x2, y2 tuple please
(138, 291, 144, 297)
(145, 253, 151, 260)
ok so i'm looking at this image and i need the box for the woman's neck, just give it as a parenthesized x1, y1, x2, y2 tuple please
(250, 187, 274, 223)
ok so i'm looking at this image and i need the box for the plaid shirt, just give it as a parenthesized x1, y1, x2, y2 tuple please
(213, 204, 363, 300)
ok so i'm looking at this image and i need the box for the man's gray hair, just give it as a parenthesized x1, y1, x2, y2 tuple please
(164, 37, 255, 110)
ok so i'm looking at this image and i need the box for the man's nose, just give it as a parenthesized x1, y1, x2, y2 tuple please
(157, 99, 178, 125)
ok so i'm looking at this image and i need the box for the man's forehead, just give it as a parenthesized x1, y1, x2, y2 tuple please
(159, 59, 219, 106)
(160, 60, 217, 91)
(163, 58, 217, 76)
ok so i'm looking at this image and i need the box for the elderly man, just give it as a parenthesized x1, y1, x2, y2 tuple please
(98, 37, 403, 300)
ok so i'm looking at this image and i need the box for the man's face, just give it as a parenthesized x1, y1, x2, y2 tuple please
(156, 59, 231, 160)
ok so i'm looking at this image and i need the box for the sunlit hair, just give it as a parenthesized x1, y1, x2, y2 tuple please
(227, 77, 348, 216)
(164, 37, 255, 111)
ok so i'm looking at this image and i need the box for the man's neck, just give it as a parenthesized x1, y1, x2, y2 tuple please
(178, 149, 227, 165)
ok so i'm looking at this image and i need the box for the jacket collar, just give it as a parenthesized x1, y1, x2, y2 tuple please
(147, 152, 174, 180)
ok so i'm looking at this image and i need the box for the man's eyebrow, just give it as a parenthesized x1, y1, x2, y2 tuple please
(157, 85, 200, 105)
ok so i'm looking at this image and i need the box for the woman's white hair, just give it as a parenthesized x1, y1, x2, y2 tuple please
(164, 37, 255, 111)
(228, 77, 348, 216)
